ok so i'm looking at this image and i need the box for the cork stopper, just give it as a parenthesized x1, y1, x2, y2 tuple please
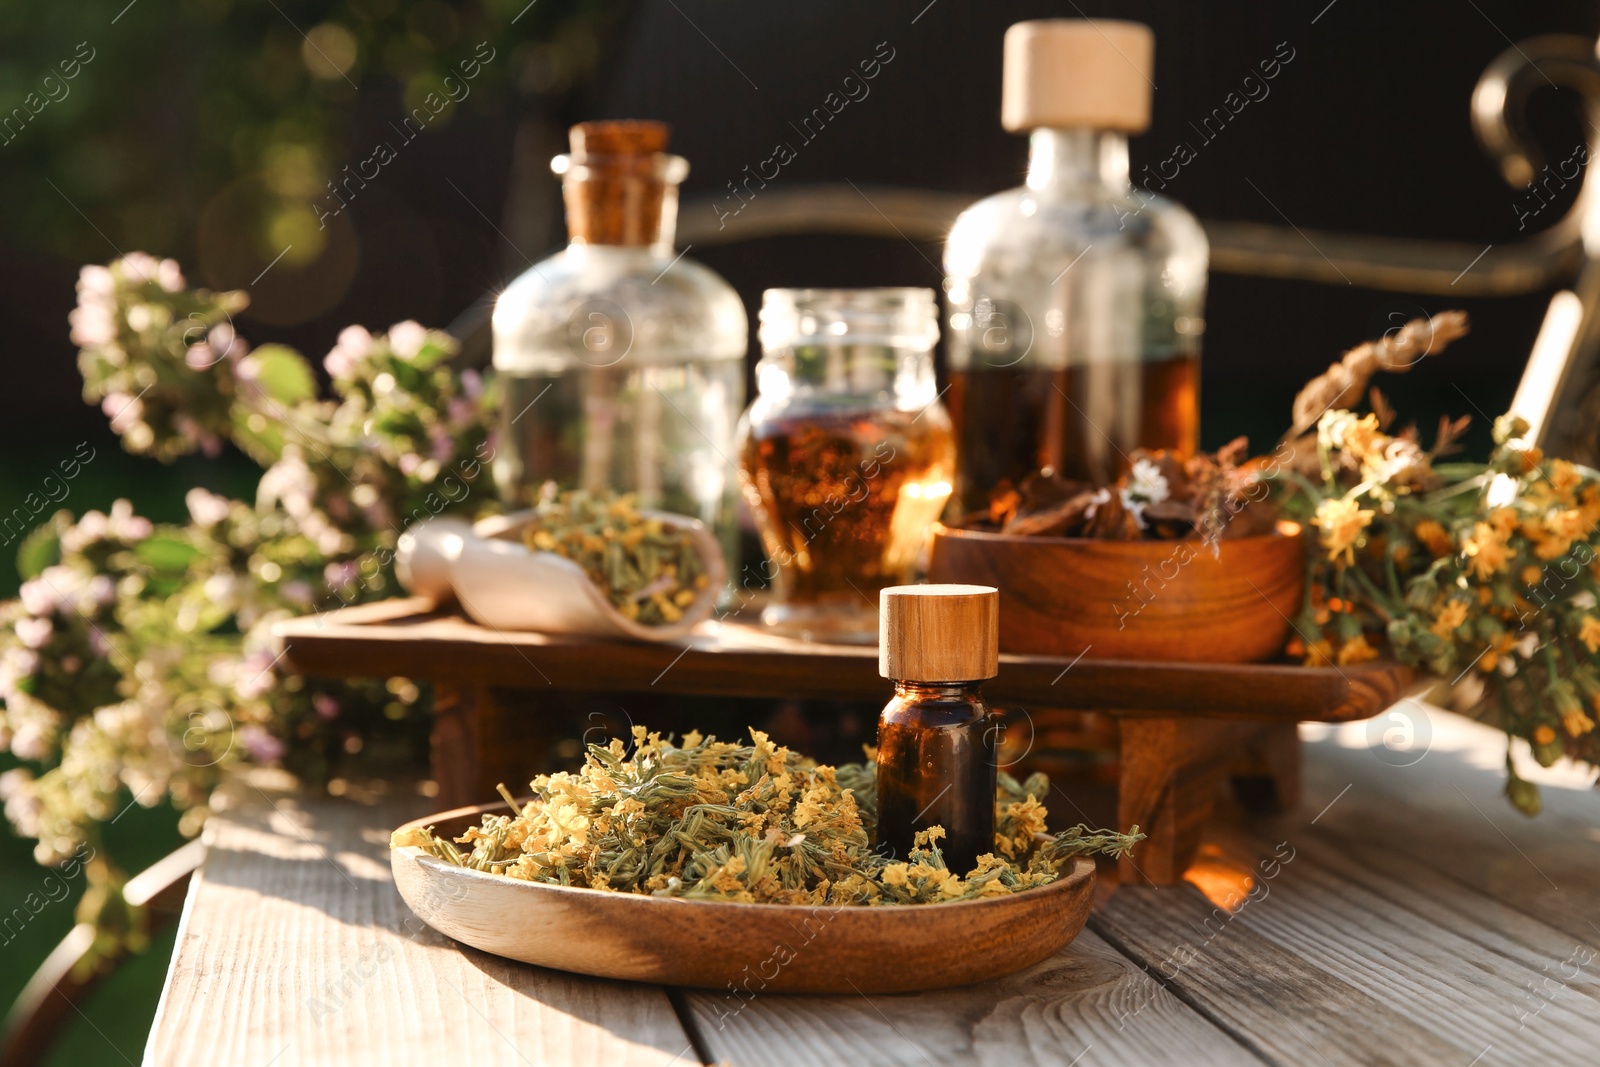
(1002, 19, 1154, 134)
(879, 585, 999, 682)
(555, 120, 684, 246)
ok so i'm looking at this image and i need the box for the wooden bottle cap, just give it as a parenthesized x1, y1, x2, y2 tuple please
(879, 584, 999, 682)
(1001, 19, 1153, 134)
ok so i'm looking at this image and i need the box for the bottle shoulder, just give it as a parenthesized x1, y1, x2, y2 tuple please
(944, 184, 1208, 277)
(493, 246, 748, 372)
(879, 688, 990, 728)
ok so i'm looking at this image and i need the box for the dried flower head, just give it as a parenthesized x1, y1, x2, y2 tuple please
(1311, 496, 1374, 566)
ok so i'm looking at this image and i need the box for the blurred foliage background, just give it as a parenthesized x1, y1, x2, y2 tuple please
(0, 2, 623, 1061)
(0, 0, 614, 271)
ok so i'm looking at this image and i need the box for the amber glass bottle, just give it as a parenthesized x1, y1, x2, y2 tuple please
(875, 584, 999, 873)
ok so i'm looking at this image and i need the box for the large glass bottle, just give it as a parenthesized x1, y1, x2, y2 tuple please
(944, 20, 1207, 515)
(492, 120, 747, 564)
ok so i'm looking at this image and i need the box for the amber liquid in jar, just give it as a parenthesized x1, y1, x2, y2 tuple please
(876, 681, 997, 873)
(739, 407, 955, 638)
(947, 352, 1198, 515)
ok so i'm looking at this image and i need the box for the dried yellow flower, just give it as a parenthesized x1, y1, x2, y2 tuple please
(1460, 522, 1511, 581)
(1522, 515, 1575, 562)
(1581, 616, 1600, 655)
(1563, 706, 1595, 738)
(1550, 459, 1583, 501)
(1302, 639, 1337, 668)
(1342, 413, 1385, 463)
(1336, 634, 1379, 665)
(1487, 507, 1520, 540)
(1430, 600, 1469, 640)
(1414, 519, 1452, 557)
(1312, 496, 1375, 566)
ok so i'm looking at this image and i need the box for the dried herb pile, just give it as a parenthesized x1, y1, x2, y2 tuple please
(391, 727, 1142, 905)
(983, 442, 1277, 541)
(522, 490, 709, 624)
(975, 311, 1473, 545)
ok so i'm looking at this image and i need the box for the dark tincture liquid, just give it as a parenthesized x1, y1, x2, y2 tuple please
(946, 352, 1199, 515)
(875, 682, 997, 874)
(738, 406, 955, 605)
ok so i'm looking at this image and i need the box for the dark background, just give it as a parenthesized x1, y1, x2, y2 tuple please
(7, 1, 1600, 494)
(2, 1, 1598, 1060)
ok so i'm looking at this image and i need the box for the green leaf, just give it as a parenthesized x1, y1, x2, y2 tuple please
(16, 520, 61, 578)
(388, 358, 431, 395)
(135, 533, 203, 573)
(248, 344, 318, 406)
(1504, 772, 1542, 816)
(229, 406, 287, 467)
(409, 339, 452, 371)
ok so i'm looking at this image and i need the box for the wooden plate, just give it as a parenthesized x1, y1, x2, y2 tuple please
(391, 800, 1096, 994)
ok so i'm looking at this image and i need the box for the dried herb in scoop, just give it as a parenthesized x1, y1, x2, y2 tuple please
(521, 489, 708, 625)
(391, 727, 1142, 906)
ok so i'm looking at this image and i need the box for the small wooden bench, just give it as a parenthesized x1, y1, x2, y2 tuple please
(273, 598, 1420, 885)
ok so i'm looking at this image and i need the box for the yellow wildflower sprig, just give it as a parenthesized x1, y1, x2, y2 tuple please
(1274, 402, 1600, 816)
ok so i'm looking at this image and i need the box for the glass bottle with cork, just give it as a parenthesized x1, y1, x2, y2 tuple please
(944, 19, 1207, 515)
(492, 120, 747, 567)
(875, 583, 999, 874)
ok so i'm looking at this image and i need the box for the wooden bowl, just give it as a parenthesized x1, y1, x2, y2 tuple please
(926, 520, 1306, 662)
(390, 800, 1095, 994)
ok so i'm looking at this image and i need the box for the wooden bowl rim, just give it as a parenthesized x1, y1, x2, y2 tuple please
(932, 516, 1303, 550)
(391, 799, 1096, 918)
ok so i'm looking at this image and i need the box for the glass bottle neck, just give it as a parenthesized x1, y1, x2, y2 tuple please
(892, 680, 986, 701)
(558, 153, 686, 251)
(565, 190, 679, 252)
(1026, 128, 1130, 194)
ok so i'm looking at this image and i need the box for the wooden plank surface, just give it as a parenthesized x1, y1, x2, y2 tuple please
(148, 705, 1600, 1067)
(142, 771, 694, 1067)
(683, 708, 1600, 1067)
(273, 598, 1415, 722)
(1088, 709, 1600, 1067)
(684, 928, 1256, 1066)
(1296, 711, 1600, 951)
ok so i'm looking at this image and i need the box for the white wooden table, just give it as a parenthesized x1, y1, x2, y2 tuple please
(144, 708, 1600, 1067)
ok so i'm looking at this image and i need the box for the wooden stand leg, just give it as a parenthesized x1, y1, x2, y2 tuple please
(1117, 718, 1263, 885)
(431, 684, 560, 808)
(1229, 722, 1303, 815)
(431, 682, 483, 810)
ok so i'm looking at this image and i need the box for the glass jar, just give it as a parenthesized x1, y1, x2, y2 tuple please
(736, 289, 955, 641)
(944, 20, 1207, 515)
(492, 121, 747, 567)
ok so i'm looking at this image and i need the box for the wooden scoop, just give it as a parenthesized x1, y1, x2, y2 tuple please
(395, 509, 724, 642)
